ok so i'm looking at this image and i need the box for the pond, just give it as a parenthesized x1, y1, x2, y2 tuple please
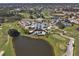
(12, 36, 55, 56)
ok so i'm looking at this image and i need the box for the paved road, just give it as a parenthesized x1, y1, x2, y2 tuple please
(58, 33, 75, 56)
(66, 39, 74, 56)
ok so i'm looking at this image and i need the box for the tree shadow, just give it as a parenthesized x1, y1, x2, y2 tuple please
(12, 35, 55, 56)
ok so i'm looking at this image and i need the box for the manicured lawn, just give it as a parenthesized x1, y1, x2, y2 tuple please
(64, 24, 79, 56)
(45, 33, 68, 56)
(0, 21, 25, 56)
(2, 37, 15, 56)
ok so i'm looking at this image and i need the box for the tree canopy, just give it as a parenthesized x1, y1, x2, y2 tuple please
(8, 29, 20, 37)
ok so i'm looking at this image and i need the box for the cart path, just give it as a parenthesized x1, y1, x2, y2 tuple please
(58, 33, 75, 56)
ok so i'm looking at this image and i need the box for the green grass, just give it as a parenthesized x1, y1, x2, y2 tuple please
(45, 33, 68, 56)
(2, 37, 15, 56)
(64, 24, 79, 56)
(0, 21, 25, 56)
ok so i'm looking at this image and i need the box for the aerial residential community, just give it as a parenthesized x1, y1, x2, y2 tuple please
(0, 3, 79, 56)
